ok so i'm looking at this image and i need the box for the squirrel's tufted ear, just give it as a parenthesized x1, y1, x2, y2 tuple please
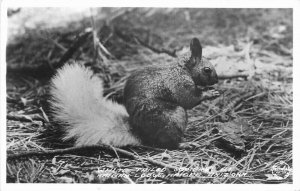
(190, 38, 202, 59)
(186, 38, 202, 69)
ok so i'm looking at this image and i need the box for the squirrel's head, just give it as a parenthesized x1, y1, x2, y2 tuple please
(185, 38, 218, 87)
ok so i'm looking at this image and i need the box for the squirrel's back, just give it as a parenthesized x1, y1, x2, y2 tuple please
(50, 64, 140, 146)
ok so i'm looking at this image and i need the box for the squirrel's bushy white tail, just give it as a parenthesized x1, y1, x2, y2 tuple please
(50, 64, 140, 146)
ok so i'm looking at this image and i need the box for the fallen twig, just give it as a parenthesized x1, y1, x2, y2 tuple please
(7, 145, 177, 170)
(218, 74, 248, 80)
(7, 113, 45, 122)
(134, 36, 177, 58)
(54, 29, 93, 69)
(114, 27, 177, 58)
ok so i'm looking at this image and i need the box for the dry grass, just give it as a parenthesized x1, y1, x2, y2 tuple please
(6, 8, 292, 184)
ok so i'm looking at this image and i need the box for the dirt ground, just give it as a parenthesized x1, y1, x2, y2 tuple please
(6, 8, 292, 184)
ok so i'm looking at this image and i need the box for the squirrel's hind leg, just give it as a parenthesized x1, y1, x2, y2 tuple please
(127, 99, 187, 149)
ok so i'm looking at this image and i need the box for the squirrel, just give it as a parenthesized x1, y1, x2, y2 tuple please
(49, 37, 220, 149)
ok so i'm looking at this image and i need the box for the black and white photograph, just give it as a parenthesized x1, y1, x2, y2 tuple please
(1, 0, 299, 189)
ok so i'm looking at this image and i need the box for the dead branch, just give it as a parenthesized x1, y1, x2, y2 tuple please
(7, 113, 45, 122)
(133, 36, 177, 58)
(218, 74, 248, 80)
(114, 27, 177, 58)
(7, 145, 177, 170)
(54, 29, 93, 69)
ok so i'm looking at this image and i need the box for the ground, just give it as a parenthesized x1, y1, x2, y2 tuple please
(6, 8, 292, 183)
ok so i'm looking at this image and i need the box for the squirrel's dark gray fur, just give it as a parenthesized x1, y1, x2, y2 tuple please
(124, 38, 219, 148)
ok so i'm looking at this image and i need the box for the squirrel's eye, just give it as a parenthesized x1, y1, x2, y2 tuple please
(203, 67, 212, 74)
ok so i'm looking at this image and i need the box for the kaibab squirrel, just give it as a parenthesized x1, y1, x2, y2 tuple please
(50, 38, 220, 149)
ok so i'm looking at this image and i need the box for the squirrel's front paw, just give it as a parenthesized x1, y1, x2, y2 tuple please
(179, 142, 200, 149)
(203, 89, 220, 100)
